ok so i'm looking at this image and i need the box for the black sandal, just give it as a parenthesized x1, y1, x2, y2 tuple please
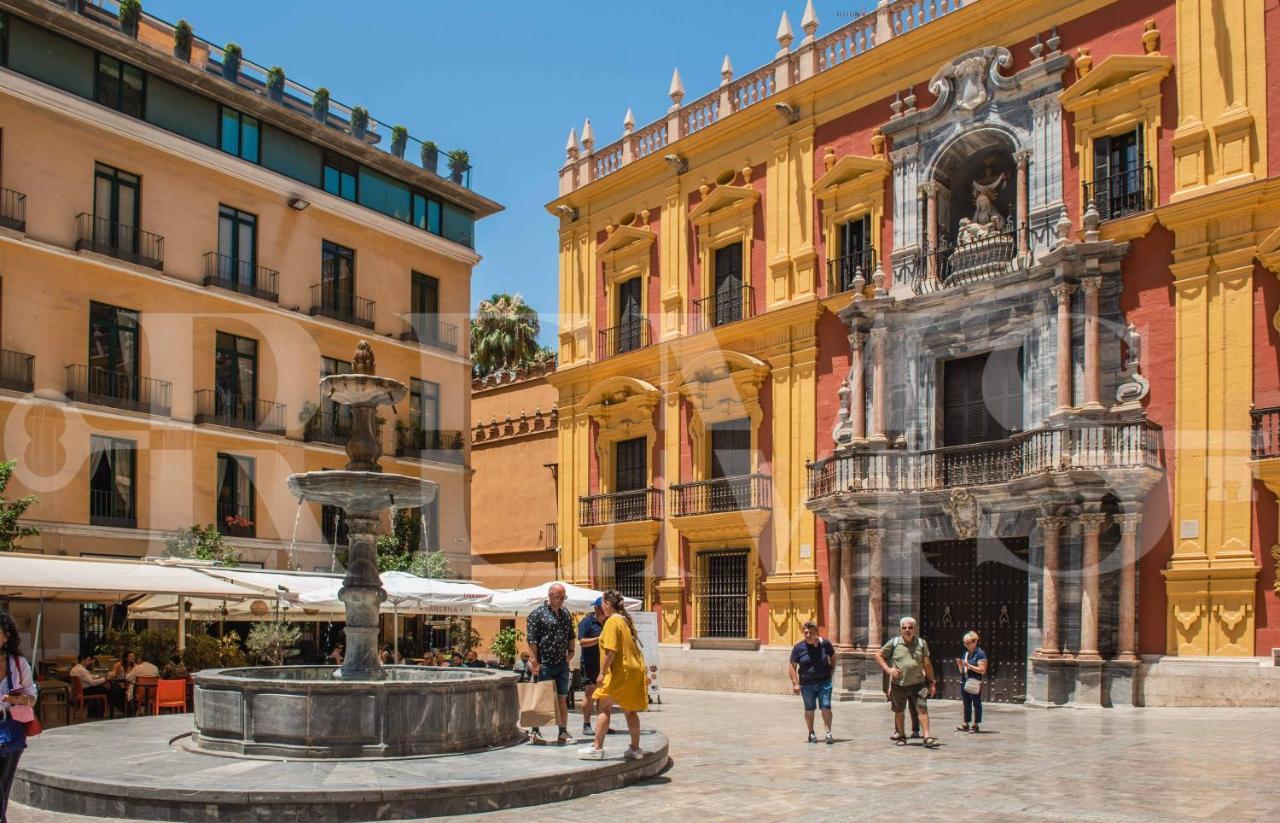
(923, 736, 940, 748)
(955, 724, 969, 732)
(895, 737, 908, 746)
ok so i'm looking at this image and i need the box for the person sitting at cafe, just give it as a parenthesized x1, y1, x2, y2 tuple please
(463, 650, 487, 668)
(327, 643, 344, 665)
(107, 650, 136, 681)
(69, 652, 108, 718)
(162, 654, 188, 680)
(449, 652, 464, 667)
(379, 644, 399, 665)
(125, 655, 159, 703)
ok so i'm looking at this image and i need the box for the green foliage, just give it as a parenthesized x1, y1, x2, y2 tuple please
(449, 620, 482, 656)
(181, 634, 223, 672)
(96, 628, 137, 661)
(489, 627, 523, 665)
(312, 87, 330, 119)
(0, 460, 39, 552)
(173, 19, 193, 58)
(266, 65, 285, 93)
(351, 106, 369, 136)
(245, 622, 300, 666)
(164, 524, 240, 566)
(470, 293, 544, 378)
(447, 149, 470, 168)
(218, 632, 248, 667)
(98, 628, 176, 666)
(224, 42, 242, 59)
(118, 0, 141, 32)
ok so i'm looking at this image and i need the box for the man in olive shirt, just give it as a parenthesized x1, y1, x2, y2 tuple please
(876, 616, 938, 748)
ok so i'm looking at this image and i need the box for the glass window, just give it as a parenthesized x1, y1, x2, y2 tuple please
(216, 453, 255, 537)
(358, 167, 411, 222)
(441, 202, 474, 248)
(322, 152, 357, 202)
(410, 378, 440, 433)
(214, 331, 257, 417)
(88, 301, 139, 398)
(219, 106, 260, 163)
(412, 193, 443, 234)
(94, 53, 144, 118)
(217, 206, 257, 286)
(89, 435, 135, 527)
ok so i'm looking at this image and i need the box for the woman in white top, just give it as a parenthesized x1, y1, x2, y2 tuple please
(1, 611, 38, 823)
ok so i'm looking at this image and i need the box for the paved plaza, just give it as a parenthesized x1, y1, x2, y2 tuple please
(10, 688, 1280, 822)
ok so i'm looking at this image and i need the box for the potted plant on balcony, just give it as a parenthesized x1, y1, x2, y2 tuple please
(390, 125, 408, 159)
(394, 419, 425, 456)
(118, 0, 141, 38)
(172, 19, 193, 61)
(420, 140, 439, 174)
(447, 149, 469, 184)
(265, 66, 285, 103)
(222, 43, 242, 82)
(350, 106, 369, 140)
(312, 87, 330, 124)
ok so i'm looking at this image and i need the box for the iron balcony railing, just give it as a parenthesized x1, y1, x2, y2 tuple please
(807, 420, 1163, 499)
(89, 488, 135, 529)
(597, 318, 649, 359)
(0, 349, 34, 392)
(0, 187, 27, 232)
(1084, 164, 1153, 223)
(304, 408, 352, 447)
(828, 246, 877, 294)
(579, 488, 664, 527)
(694, 549, 751, 639)
(691, 284, 754, 333)
(395, 427, 466, 464)
(203, 253, 280, 302)
(216, 500, 255, 538)
(193, 390, 286, 435)
(671, 474, 772, 516)
(75, 213, 164, 270)
(65, 365, 172, 416)
(399, 316, 460, 353)
(310, 278, 375, 329)
(544, 522, 558, 550)
(1251, 406, 1280, 459)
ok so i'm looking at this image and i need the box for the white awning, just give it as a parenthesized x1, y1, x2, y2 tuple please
(0, 554, 273, 602)
(485, 581, 641, 615)
(298, 571, 496, 614)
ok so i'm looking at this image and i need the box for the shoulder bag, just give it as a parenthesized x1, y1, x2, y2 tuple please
(962, 651, 982, 695)
(6, 655, 41, 737)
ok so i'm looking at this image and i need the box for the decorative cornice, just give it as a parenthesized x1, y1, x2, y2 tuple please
(471, 360, 558, 393)
(471, 407, 559, 445)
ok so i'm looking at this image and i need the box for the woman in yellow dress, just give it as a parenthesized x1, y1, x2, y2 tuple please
(577, 590, 648, 760)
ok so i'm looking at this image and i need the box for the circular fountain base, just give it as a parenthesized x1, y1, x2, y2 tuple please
(193, 665, 523, 759)
(14, 715, 670, 821)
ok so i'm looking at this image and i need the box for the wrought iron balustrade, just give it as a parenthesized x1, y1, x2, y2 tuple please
(672, 474, 772, 516)
(203, 253, 280, 302)
(828, 246, 877, 294)
(691, 285, 754, 333)
(394, 427, 466, 464)
(194, 390, 286, 435)
(544, 522, 558, 550)
(217, 501, 256, 538)
(807, 420, 1163, 499)
(0, 349, 34, 392)
(310, 278, 375, 329)
(1084, 164, 1153, 222)
(304, 408, 353, 446)
(75, 213, 164, 270)
(1251, 406, 1280, 459)
(0, 187, 26, 231)
(597, 318, 649, 359)
(66, 365, 172, 416)
(579, 488, 664, 527)
(90, 488, 135, 529)
(399, 316, 459, 353)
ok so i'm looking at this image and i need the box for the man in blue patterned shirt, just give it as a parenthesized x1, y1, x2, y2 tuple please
(525, 583, 576, 744)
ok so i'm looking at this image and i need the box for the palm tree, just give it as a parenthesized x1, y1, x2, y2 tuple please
(470, 293, 546, 377)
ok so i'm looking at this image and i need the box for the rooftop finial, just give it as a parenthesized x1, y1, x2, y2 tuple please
(581, 118, 595, 153)
(801, 0, 819, 40)
(623, 108, 635, 134)
(669, 68, 685, 109)
(721, 54, 734, 85)
(565, 127, 579, 160)
(777, 11, 794, 54)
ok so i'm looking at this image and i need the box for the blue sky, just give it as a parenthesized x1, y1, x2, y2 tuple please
(143, 0, 873, 346)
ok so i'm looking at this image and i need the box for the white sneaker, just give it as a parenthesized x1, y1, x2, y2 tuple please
(577, 745, 605, 760)
(623, 747, 645, 761)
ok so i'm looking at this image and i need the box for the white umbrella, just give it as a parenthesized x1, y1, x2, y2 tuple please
(297, 572, 495, 611)
(487, 581, 640, 615)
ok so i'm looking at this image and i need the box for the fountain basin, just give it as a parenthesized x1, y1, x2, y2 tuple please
(320, 373, 406, 406)
(287, 471, 436, 513)
(192, 666, 523, 759)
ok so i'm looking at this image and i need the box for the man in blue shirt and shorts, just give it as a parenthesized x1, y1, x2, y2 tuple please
(789, 620, 836, 744)
(576, 597, 605, 737)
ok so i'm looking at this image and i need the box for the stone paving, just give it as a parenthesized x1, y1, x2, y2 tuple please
(11, 688, 1280, 822)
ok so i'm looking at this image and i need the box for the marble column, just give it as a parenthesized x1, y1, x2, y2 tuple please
(1052, 282, 1076, 414)
(850, 331, 867, 442)
(870, 327, 888, 443)
(1078, 512, 1108, 661)
(1080, 277, 1102, 411)
(838, 533, 857, 651)
(866, 527, 886, 649)
(922, 182, 940, 282)
(826, 531, 843, 647)
(1015, 150, 1031, 256)
(1116, 512, 1142, 661)
(1036, 516, 1065, 657)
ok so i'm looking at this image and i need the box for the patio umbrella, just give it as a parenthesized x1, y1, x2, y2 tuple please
(487, 581, 641, 614)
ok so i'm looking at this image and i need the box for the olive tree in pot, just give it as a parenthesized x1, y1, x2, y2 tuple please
(350, 106, 369, 140)
(265, 66, 285, 103)
(312, 87, 330, 124)
(118, 0, 141, 38)
(489, 626, 524, 668)
(390, 125, 409, 159)
(172, 19, 193, 61)
(420, 141, 439, 174)
(222, 43, 242, 82)
(447, 149, 470, 184)
(245, 621, 301, 666)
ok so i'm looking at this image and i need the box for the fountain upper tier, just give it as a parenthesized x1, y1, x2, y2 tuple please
(321, 373, 406, 407)
(287, 471, 436, 517)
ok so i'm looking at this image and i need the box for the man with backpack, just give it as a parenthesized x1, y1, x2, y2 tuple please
(789, 620, 836, 744)
(877, 616, 939, 748)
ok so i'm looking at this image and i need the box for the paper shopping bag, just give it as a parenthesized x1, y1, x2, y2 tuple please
(517, 679, 556, 728)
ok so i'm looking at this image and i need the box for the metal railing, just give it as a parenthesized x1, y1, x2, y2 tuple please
(544, 522, 558, 550)
(75, 213, 164, 270)
(303, 408, 352, 446)
(691, 285, 754, 333)
(203, 253, 280, 302)
(1251, 406, 1280, 459)
(0, 349, 34, 392)
(597, 318, 649, 359)
(66, 365, 171, 416)
(672, 474, 772, 516)
(579, 488, 664, 527)
(395, 427, 466, 464)
(694, 549, 751, 639)
(0, 187, 26, 232)
(310, 278, 375, 329)
(89, 488, 135, 529)
(828, 247, 877, 294)
(1084, 164, 1153, 222)
(193, 390, 286, 435)
(399, 316, 459, 353)
(216, 500, 255, 538)
(807, 420, 1163, 499)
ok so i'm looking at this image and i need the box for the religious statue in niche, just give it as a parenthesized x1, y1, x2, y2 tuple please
(948, 156, 1016, 281)
(956, 157, 1008, 246)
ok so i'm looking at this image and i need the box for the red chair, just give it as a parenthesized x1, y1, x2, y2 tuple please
(154, 679, 188, 715)
(70, 677, 107, 721)
(132, 676, 159, 716)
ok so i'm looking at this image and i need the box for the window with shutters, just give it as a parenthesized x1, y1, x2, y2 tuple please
(616, 277, 643, 353)
(599, 555, 648, 608)
(942, 351, 1023, 447)
(1091, 126, 1149, 220)
(710, 419, 751, 478)
(713, 244, 744, 326)
(832, 215, 874, 293)
(614, 437, 648, 493)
